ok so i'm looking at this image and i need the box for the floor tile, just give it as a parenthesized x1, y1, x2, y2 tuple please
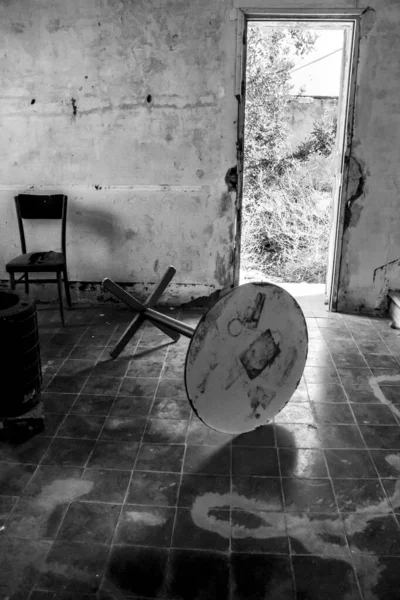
(104, 545, 168, 598)
(86, 440, 139, 470)
(282, 478, 337, 514)
(56, 359, 96, 377)
(143, 418, 188, 444)
(331, 352, 369, 369)
(317, 424, 366, 449)
(57, 501, 120, 544)
(115, 504, 175, 547)
(311, 402, 355, 424)
(359, 425, 400, 449)
(0, 435, 52, 464)
(172, 506, 230, 550)
(127, 471, 180, 506)
(41, 438, 95, 466)
(21, 465, 84, 498)
(379, 385, 400, 404)
(279, 448, 328, 478)
(324, 449, 377, 478)
(135, 443, 185, 472)
(166, 549, 230, 600)
(351, 403, 398, 425)
(274, 423, 321, 448)
(292, 555, 360, 600)
(232, 476, 283, 512)
(100, 416, 147, 442)
(307, 383, 348, 403)
(344, 513, 400, 556)
(108, 396, 152, 418)
(231, 553, 295, 600)
(183, 445, 231, 475)
(3, 494, 69, 539)
(0, 462, 36, 495)
(80, 468, 131, 502)
(353, 555, 400, 600)
(68, 345, 104, 360)
(363, 353, 400, 369)
(178, 474, 231, 508)
(46, 375, 88, 394)
(0, 495, 18, 525)
(304, 366, 340, 384)
(286, 512, 349, 557)
(118, 377, 158, 397)
(369, 449, 400, 478)
(42, 392, 77, 414)
(91, 357, 131, 377)
(274, 403, 315, 424)
(333, 479, 388, 513)
(156, 378, 186, 398)
(81, 376, 123, 396)
(0, 537, 51, 599)
(150, 396, 191, 420)
(232, 446, 280, 476)
(36, 540, 109, 594)
(187, 420, 234, 446)
(380, 479, 400, 512)
(70, 394, 115, 416)
(56, 414, 106, 439)
(43, 412, 66, 436)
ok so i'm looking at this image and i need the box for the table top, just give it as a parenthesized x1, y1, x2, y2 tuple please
(185, 282, 308, 434)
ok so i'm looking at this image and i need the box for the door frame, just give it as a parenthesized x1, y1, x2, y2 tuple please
(233, 7, 362, 311)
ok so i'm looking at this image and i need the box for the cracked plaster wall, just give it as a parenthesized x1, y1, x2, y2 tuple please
(1, 0, 400, 313)
(0, 0, 237, 304)
(337, 0, 400, 314)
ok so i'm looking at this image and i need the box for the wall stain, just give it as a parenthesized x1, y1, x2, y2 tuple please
(343, 157, 367, 231)
(360, 7, 377, 38)
(225, 166, 237, 192)
(71, 98, 77, 118)
(153, 259, 159, 273)
(214, 251, 229, 286)
(125, 228, 135, 241)
(219, 192, 231, 217)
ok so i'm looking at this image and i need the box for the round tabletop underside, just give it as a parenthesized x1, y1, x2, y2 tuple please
(185, 282, 308, 434)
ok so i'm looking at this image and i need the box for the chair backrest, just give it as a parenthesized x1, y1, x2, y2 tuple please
(15, 194, 68, 256)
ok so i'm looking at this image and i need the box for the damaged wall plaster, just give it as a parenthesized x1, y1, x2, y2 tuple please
(0, 0, 399, 313)
(0, 0, 236, 305)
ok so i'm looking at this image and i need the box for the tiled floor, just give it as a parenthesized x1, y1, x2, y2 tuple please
(1, 295, 400, 599)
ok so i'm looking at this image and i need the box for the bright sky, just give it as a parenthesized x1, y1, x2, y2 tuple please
(289, 30, 344, 97)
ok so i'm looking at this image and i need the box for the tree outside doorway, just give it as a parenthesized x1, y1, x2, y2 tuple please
(241, 24, 340, 284)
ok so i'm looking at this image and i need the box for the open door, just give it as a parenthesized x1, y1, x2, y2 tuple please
(326, 22, 358, 310)
(234, 9, 362, 310)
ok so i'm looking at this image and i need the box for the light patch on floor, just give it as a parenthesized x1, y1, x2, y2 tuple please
(191, 476, 400, 599)
(125, 510, 167, 526)
(36, 478, 94, 510)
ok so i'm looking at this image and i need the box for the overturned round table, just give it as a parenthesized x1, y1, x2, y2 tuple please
(104, 268, 308, 434)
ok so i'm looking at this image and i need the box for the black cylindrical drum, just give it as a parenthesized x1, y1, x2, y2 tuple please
(0, 290, 42, 418)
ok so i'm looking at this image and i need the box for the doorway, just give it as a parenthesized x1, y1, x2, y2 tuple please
(234, 12, 360, 312)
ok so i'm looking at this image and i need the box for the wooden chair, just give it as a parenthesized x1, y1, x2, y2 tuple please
(5, 194, 71, 325)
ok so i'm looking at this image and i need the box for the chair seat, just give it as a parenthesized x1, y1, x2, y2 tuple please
(6, 251, 66, 272)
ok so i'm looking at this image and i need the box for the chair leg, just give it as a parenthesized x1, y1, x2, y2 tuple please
(63, 268, 72, 308)
(9, 272, 15, 290)
(56, 272, 65, 326)
(24, 272, 29, 295)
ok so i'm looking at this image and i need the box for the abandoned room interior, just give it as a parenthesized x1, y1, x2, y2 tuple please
(1, 0, 400, 598)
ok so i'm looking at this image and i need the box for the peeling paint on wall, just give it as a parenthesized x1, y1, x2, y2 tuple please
(343, 157, 367, 231)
